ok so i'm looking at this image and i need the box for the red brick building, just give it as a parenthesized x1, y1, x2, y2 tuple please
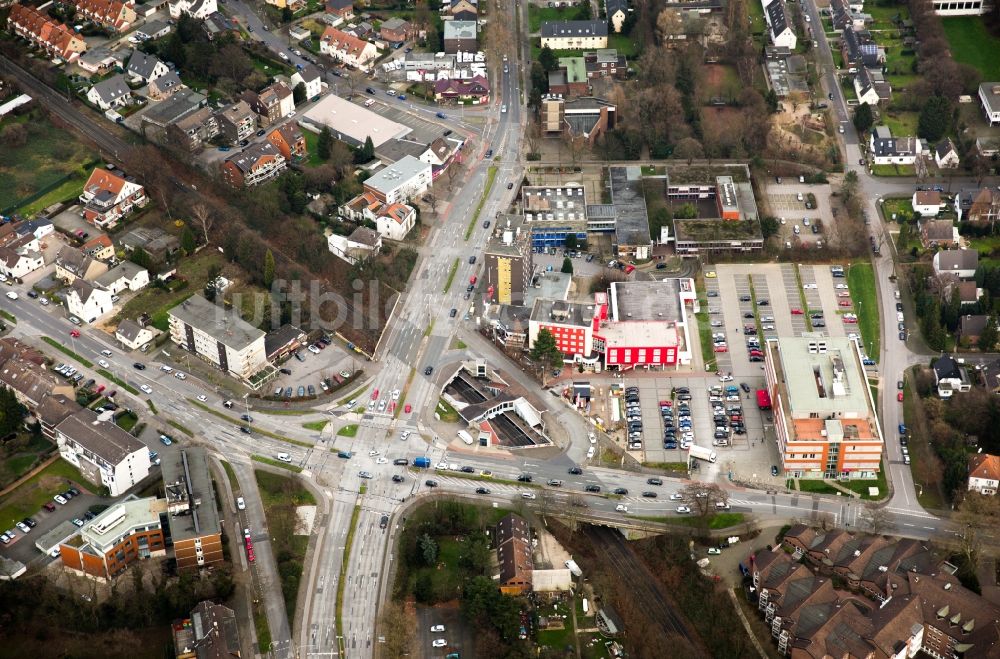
(60, 497, 167, 580)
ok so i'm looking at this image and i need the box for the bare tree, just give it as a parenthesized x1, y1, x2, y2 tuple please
(424, 193, 439, 216)
(954, 492, 1000, 573)
(860, 501, 893, 535)
(679, 482, 727, 534)
(191, 203, 214, 245)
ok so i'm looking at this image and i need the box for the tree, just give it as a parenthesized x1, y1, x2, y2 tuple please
(538, 45, 557, 73)
(360, 135, 375, 162)
(918, 95, 952, 143)
(191, 203, 214, 245)
(761, 216, 780, 239)
(0, 123, 28, 148)
(529, 329, 564, 384)
(281, 6, 292, 22)
(860, 501, 893, 535)
(317, 126, 333, 161)
(0, 387, 24, 436)
(673, 137, 704, 165)
(561, 257, 573, 274)
(418, 533, 438, 565)
(656, 8, 685, 43)
(954, 492, 1000, 575)
(980, 314, 998, 352)
(292, 81, 307, 105)
(263, 249, 276, 289)
(679, 483, 727, 533)
(564, 234, 578, 250)
(180, 227, 196, 255)
(853, 102, 874, 133)
(130, 246, 152, 270)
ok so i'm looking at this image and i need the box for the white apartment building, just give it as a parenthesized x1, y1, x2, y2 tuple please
(167, 294, 267, 382)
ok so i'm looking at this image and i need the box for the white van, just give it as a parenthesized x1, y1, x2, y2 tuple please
(276, 453, 292, 463)
(586, 446, 595, 459)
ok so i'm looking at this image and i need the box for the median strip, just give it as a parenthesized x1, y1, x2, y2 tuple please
(251, 454, 303, 473)
(464, 165, 498, 240)
(0, 309, 15, 324)
(41, 336, 92, 368)
(443, 258, 459, 294)
(335, 503, 362, 643)
(188, 399, 312, 447)
(96, 368, 140, 395)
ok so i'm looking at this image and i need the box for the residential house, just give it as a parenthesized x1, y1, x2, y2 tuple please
(919, 219, 957, 248)
(606, 0, 629, 32)
(54, 245, 109, 283)
(968, 453, 1000, 495)
(583, 49, 628, 79)
(34, 393, 81, 442)
(125, 49, 169, 84)
(933, 354, 971, 398)
(56, 408, 151, 496)
(763, 0, 796, 50)
(79, 166, 148, 229)
(0, 245, 43, 280)
(119, 226, 180, 261)
(140, 88, 214, 149)
(203, 11, 239, 40)
(494, 513, 533, 595)
(935, 138, 960, 169)
(266, 123, 307, 161)
(215, 100, 256, 143)
(854, 67, 891, 106)
(96, 261, 150, 294)
(448, 0, 478, 21)
(328, 226, 382, 264)
(221, 142, 287, 188)
(265, 0, 304, 10)
(161, 447, 224, 570)
(12, 218, 54, 242)
(347, 21, 373, 40)
(116, 318, 154, 350)
(319, 27, 378, 70)
(77, 48, 124, 76)
(263, 324, 306, 362)
(963, 188, 1000, 225)
(0, 337, 47, 368)
(325, 0, 354, 22)
(912, 190, 944, 216)
(870, 125, 922, 165)
(363, 155, 432, 204)
(7, 4, 88, 62)
(291, 65, 325, 100)
(66, 279, 113, 323)
(80, 233, 115, 261)
(540, 21, 608, 50)
(86, 74, 132, 111)
(841, 27, 884, 71)
(169, 0, 218, 19)
(167, 105, 220, 152)
(340, 191, 416, 241)
(243, 81, 294, 127)
(932, 248, 978, 279)
(145, 72, 184, 100)
(420, 137, 453, 168)
(167, 294, 268, 382)
(441, 19, 478, 53)
(380, 18, 411, 45)
(173, 601, 241, 659)
(960, 314, 989, 347)
(70, 0, 137, 32)
(59, 497, 164, 579)
(135, 19, 171, 40)
(980, 82, 1000, 126)
(0, 358, 73, 408)
(958, 280, 981, 305)
(432, 75, 490, 104)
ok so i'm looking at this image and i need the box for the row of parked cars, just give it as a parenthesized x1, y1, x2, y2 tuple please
(624, 386, 643, 450)
(663, 390, 693, 451)
(1, 486, 83, 546)
(708, 384, 747, 445)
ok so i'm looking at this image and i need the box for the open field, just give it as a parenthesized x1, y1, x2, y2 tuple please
(942, 17, 1000, 80)
(881, 111, 919, 137)
(703, 64, 741, 102)
(0, 113, 96, 213)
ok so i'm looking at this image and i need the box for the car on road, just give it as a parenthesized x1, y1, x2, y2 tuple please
(669, 493, 684, 501)
(771, 465, 780, 476)
(432, 640, 448, 648)
(276, 453, 292, 463)
(197, 395, 208, 402)
(568, 467, 582, 475)
(160, 435, 173, 446)
(379, 514, 389, 529)
(430, 624, 445, 633)
(675, 506, 691, 514)
(708, 547, 722, 555)
(642, 491, 658, 498)
(140, 383, 153, 394)
(475, 487, 490, 494)
(5, 291, 17, 300)
(584, 485, 601, 493)
(425, 480, 438, 487)
(133, 362, 146, 370)
(359, 471, 373, 479)
(236, 497, 245, 510)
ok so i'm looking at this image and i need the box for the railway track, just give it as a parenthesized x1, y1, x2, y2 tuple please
(584, 526, 701, 650)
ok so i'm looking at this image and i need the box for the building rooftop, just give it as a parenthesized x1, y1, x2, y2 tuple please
(609, 166, 649, 247)
(160, 447, 221, 543)
(609, 280, 683, 322)
(364, 155, 428, 196)
(530, 298, 596, 327)
(224, 142, 283, 174)
(540, 20, 608, 38)
(770, 336, 871, 415)
(599, 320, 678, 348)
(168, 294, 265, 351)
(979, 82, 1000, 114)
(443, 20, 478, 40)
(78, 496, 166, 555)
(301, 94, 410, 147)
(56, 408, 146, 465)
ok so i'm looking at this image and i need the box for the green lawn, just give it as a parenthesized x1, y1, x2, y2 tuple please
(443, 258, 459, 294)
(251, 455, 303, 473)
(465, 166, 498, 240)
(880, 112, 919, 137)
(336, 424, 358, 437)
(695, 311, 718, 371)
(302, 129, 324, 167)
(747, 0, 766, 34)
(607, 33, 640, 58)
(882, 197, 915, 223)
(302, 420, 327, 431)
(16, 174, 88, 217)
(871, 163, 916, 177)
(0, 459, 88, 530)
(255, 469, 316, 507)
(527, 4, 590, 32)
(0, 113, 96, 212)
(942, 17, 1000, 80)
(847, 262, 880, 362)
(436, 397, 459, 422)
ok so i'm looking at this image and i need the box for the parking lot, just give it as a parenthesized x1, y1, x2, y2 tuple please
(269, 341, 360, 399)
(761, 181, 835, 249)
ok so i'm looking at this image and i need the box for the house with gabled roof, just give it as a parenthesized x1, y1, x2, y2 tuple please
(325, 0, 354, 22)
(115, 318, 154, 351)
(328, 226, 382, 264)
(763, 0, 796, 50)
(935, 138, 960, 169)
(0, 358, 74, 409)
(933, 354, 971, 398)
(291, 65, 324, 100)
(433, 75, 490, 104)
(339, 191, 416, 241)
(145, 71, 184, 100)
(912, 190, 943, 216)
(320, 26, 378, 70)
(54, 245, 109, 283)
(86, 74, 132, 111)
(448, 0, 478, 21)
(220, 142, 287, 188)
(870, 125, 921, 165)
(968, 453, 1000, 495)
(7, 4, 88, 62)
(932, 248, 978, 280)
(606, 0, 629, 32)
(266, 123, 307, 161)
(71, 0, 137, 32)
(919, 219, 957, 248)
(79, 166, 148, 229)
(66, 278, 113, 324)
(169, 0, 217, 19)
(126, 49, 169, 84)
(854, 66, 891, 106)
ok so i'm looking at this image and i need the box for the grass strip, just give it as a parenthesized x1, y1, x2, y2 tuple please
(166, 419, 194, 437)
(442, 257, 459, 294)
(146, 399, 157, 414)
(253, 601, 272, 654)
(251, 454, 303, 473)
(464, 165, 498, 240)
(338, 384, 368, 405)
(96, 368, 140, 395)
(335, 503, 362, 643)
(0, 309, 15, 324)
(628, 512, 745, 529)
(394, 367, 416, 419)
(432, 469, 540, 489)
(221, 460, 240, 492)
(337, 424, 358, 437)
(791, 265, 813, 331)
(847, 262, 880, 361)
(41, 336, 92, 367)
(695, 311, 717, 371)
(424, 319, 435, 337)
(257, 408, 310, 416)
(188, 399, 312, 447)
(302, 420, 327, 431)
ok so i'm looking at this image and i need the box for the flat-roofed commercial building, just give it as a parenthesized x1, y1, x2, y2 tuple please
(300, 94, 410, 148)
(161, 447, 223, 571)
(764, 336, 883, 480)
(596, 279, 697, 368)
(59, 496, 167, 580)
(168, 294, 268, 383)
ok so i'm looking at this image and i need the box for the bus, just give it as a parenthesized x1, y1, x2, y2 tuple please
(756, 389, 772, 410)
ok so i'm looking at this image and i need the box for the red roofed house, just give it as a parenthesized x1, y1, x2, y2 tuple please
(325, 0, 354, 22)
(79, 167, 148, 229)
(339, 191, 416, 241)
(266, 124, 307, 161)
(82, 234, 115, 261)
(968, 453, 1000, 495)
(319, 27, 377, 70)
(7, 4, 87, 62)
(433, 75, 490, 104)
(70, 0, 137, 32)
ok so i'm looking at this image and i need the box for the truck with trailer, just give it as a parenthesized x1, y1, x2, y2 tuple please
(688, 445, 718, 463)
